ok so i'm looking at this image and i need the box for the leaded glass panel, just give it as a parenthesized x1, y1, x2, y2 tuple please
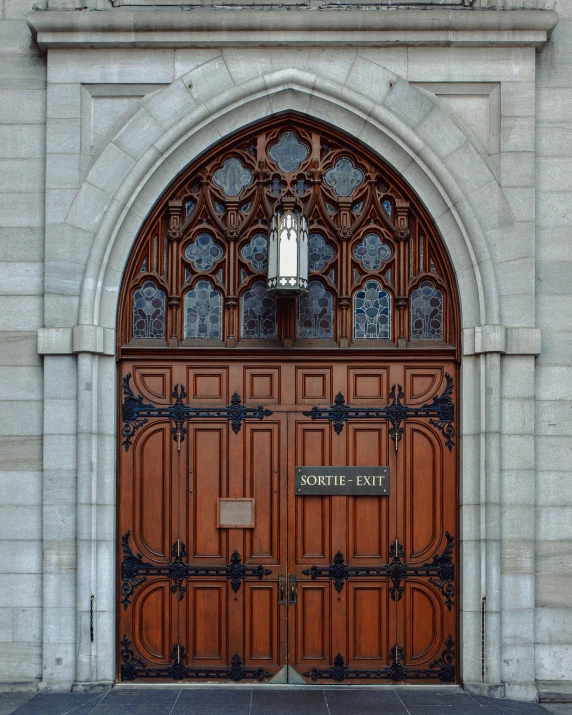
(213, 157, 252, 197)
(410, 281, 444, 340)
(268, 132, 308, 173)
(241, 233, 268, 272)
(185, 234, 224, 271)
(132, 281, 166, 339)
(309, 234, 335, 272)
(241, 281, 277, 339)
(383, 200, 392, 219)
(324, 157, 365, 197)
(185, 280, 222, 339)
(354, 280, 391, 340)
(353, 233, 391, 271)
(297, 281, 334, 339)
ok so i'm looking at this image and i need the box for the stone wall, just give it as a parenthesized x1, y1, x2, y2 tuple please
(0, 0, 45, 686)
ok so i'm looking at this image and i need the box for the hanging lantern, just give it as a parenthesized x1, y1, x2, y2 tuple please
(267, 207, 309, 295)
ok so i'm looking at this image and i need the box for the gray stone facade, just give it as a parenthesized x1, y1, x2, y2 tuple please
(0, 0, 570, 703)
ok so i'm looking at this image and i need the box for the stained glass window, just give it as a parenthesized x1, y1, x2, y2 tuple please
(297, 281, 334, 339)
(132, 281, 166, 339)
(241, 233, 268, 272)
(268, 132, 308, 173)
(185, 280, 222, 339)
(309, 234, 335, 272)
(185, 234, 224, 272)
(185, 200, 195, 217)
(383, 200, 392, 219)
(354, 281, 391, 340)
(353, 233, 391, 271)
(324, 157, 365, 197)
(410, 281, 443, 340)
(213, 157, 252, 196)
(241, 281, 277, 339)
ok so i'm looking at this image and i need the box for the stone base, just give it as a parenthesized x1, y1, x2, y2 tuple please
(463, 682, 506, 698)
(0, 682, 39, 693)
(72, 681, 114, 694)
(538, 681, 572, 703)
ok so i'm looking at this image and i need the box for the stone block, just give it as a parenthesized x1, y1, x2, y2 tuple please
(356, 48, 407, 78)
(537, 88, 572, 123)
(174, 49, 221, 79)
(185, 56, 234, 107)
(501, 151, 535, 188)
(0, 125, 44, 159)
(0, 20, 33, 55)
(538, 507, 572, 541)
(538, 157, 572, 193)
(220, 49, 272, 86)
(0, 90, 44, 125)
(501, 81, 535, 118)
(537, 366, 572, 402)
(44, 399, 76, 436)
(500, 434, 534, 471)
(502, 608, 535, 644)
(444, 142, 494, 196)
(0, 642, 41, 681)
(501, 470, 535, 506)
(44, 356, 77, 400)
(307, 48, 358, 85)
(43, 545, 76, 578)
(0, 262, 42, 296)
(500, 116, 535, 152)
(45, 188, 76, 225)
(47, 83, 81, 120)
(0, 297, 42, 331)
(307, 95, 366, 144)
(268, 87, 311, 116)
(0, 193, 43, 229)
(537, 125, 572, 158)
(0, 575, 41, 608)
(487, 220, 535, 266)
(0, 55, 45, 91)
(535, 645, 572, 681)
(536, 436, 572, 473)
(44, 607, 75, 645)
(43, 434, 76, 472)
(0, 609, 13, 643)
(538, 329, 572, 367)
(0, 541, 41, 573)
(0, 401, 42, 437)
(46, 118, 80, 155)
(45, 153, 80, 191)
(536, 18, 572, 89)
(43, 470, 76, 507)
(114, 108, 164, 161)
(66, 182, 111, 234)
(0, 471, 41, 505)
(268, 49, 311, 74)
(13, 608, 41, 644)
(214, 96, 271, 143)
(501, 574, 535, 611)
(357, 122, 413, 178)
(383, 79, 433, 130)
(0, 367, 42, 400)
(537, 191, 572, 228)
(497, 257, 535, 299)
(469, 181, 514, 234)
(144, 79, 197, 131)
(0, 508, 41, 540)
(506, 327, 542, 355)
(0, 437, 42, 472)
(85, 143, 134, 199)
(408, 47, 535, 83)
(0, 160, 44, 194)
(536, 400, 572, 437)
(48, 49, 175, 85)
(502, 507, 535, 545)
(538, 472, 572, 507)
(0, 228, 43, 263)
(501, 294, 536, 329)
(345, 57, 394, 107)
(43, 504, 77, 543)
(416, 106, 466, 160)
(501, 398, 534, 436)
(45, 223, 93, 266)
(503, 187, 535, 222)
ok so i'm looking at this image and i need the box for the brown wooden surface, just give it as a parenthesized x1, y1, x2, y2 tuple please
(117, 357, 457, 683)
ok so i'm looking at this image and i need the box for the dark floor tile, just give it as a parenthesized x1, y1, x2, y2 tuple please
(396, 690, 474, 707)
(471, 698, 551, 714)
(251, 689, 329, 715)
(172, 688, 252, 715)
(406, 708, 486, 715)
(89, 689, 180, 715)
(325, 688, 406, 714)
(13, 693, 106, 715)
(0, 694, 36, 715)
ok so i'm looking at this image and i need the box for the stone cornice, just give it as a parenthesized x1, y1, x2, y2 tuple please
(27, 8, 558, 49)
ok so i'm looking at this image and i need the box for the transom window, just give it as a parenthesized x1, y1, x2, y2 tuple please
(119, 115, 457, 349)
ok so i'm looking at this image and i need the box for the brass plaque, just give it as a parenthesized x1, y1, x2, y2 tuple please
(217, 498, 255, 528)
(295, 466, 389, 495)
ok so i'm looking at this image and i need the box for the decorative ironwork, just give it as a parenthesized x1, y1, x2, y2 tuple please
(302, 374, 455, 451)
(121, 373, 273, 450)
(302, 638, 455, 683)
(121, 532, 272, 608)
(302, 533, 455, 610)
(120, 637, 272, 682)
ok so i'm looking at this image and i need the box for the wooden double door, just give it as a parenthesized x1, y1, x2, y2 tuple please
(118, 356, 458, 683)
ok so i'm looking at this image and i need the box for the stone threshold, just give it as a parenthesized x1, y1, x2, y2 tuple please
(27, 8, 558, 50)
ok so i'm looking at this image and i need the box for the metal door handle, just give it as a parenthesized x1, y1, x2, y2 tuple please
(278, 575, 286, 605)
(289, 574, 297, 605)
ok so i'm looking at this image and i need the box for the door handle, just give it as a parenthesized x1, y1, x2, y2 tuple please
(289, 574, 297, 605)
(278, 574, 286, 605)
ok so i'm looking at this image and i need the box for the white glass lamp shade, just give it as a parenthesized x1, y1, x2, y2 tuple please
(267, 209, 309, 295)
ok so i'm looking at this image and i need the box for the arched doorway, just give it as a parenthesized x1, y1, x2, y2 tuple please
(116, 114, 459, 684)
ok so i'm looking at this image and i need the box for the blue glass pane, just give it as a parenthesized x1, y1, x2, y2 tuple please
(309, 234, 335, 272)
(241, 233, 268, 272)
(297, 281, 334, 339)
(353, 233, 391, 271)
(241, 281, 277, 339)
(213, 157, 252, 197)
(185, 234, 224, 272)
(410, 280, 443, 340)
(354, 280, 391, 340)
(185, 280, 222, 340)
(383, 200, 392, 219)
(268, 132, 309, 173)
(324, 157, 365, 197)
(132, 280, 165, 339)
(185, 200, 195, 217)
